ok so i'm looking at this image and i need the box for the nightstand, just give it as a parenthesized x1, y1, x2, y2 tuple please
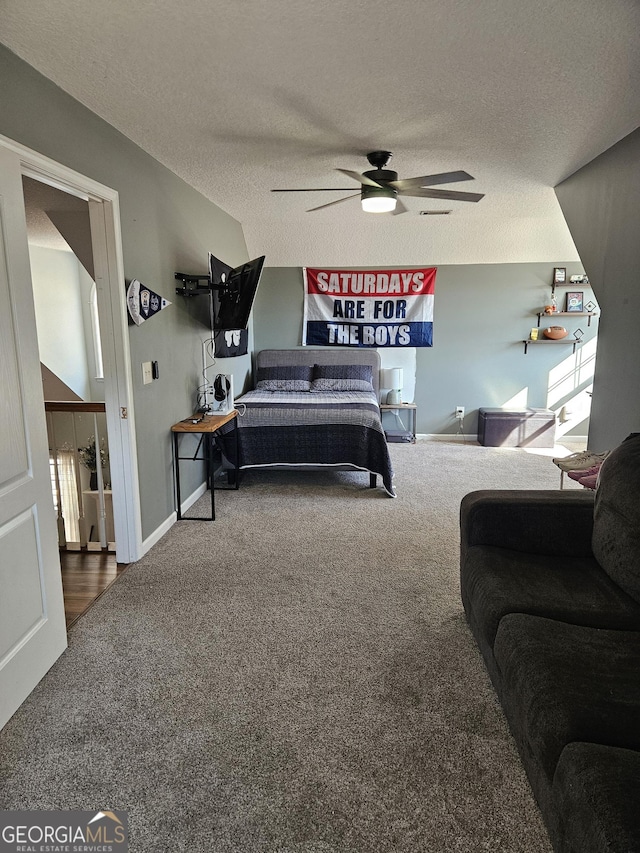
(380, 402, 417, 443)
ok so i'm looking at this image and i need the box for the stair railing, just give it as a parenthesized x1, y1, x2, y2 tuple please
(44, 402, 110, 550)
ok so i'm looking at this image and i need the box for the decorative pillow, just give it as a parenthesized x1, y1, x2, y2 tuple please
(310, 363, 374, 392)
(255, 365, 313, 391)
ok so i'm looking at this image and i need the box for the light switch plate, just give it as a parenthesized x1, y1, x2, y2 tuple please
(142, 361, 153, 385)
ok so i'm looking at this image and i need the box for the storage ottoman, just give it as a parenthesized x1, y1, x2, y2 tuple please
(478, 407, 556, 448)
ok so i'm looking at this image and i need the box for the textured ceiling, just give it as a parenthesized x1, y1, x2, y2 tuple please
(2, 0, 639, 267)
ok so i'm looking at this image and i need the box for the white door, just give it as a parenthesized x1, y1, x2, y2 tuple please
(0, 146, 67, 730)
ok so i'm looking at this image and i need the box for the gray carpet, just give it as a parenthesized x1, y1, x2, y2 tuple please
(0, 440, 580, 852)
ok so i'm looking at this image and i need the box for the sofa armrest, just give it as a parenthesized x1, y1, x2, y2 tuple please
(460, 490, 595, 561)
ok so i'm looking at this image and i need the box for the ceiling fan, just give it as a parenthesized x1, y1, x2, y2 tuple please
(271, 151, 484, 214)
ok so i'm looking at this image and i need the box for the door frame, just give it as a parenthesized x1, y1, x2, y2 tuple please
(0, 133, 142, 563)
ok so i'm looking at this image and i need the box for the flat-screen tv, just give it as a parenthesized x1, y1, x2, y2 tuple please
(209, 253, 265, 331)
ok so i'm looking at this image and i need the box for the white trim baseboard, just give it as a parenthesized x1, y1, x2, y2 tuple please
(181, 481, 208, 515)
(140, 481, 208, 557)
(419, 433, 589, 444)
(421, 433, 474, 442)
(141, 513, 176, 557)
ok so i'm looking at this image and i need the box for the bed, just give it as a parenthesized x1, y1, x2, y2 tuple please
(219, 349, 395, 496)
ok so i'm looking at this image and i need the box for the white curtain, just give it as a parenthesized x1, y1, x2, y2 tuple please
(51, 449, 80, 544)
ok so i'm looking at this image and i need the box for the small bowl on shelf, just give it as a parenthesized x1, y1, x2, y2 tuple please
(543, 326, 568, 340)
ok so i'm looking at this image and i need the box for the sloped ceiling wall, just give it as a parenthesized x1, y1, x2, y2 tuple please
(555, 127, 640, 449)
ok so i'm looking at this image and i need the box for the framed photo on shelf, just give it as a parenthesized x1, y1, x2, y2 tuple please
(553, 267, 567, 285)
(565, 291, 584, 312)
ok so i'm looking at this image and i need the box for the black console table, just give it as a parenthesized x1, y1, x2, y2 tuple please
(171, 410, 239, 521)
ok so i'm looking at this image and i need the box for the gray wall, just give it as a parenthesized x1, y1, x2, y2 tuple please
(5, 39, 632, 542)
(556, 127, 640, 451)
(0, 44, 250, 540)
(254, 264, 596, 438)
(30, 246, 96, 401)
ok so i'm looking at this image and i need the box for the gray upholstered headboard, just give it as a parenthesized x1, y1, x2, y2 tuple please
(255, 348, 381, 397)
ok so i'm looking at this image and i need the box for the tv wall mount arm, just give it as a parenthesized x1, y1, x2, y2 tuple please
(174, 272, 229, 297)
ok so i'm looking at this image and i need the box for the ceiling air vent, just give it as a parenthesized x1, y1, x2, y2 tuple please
(419, 210, 452, 216)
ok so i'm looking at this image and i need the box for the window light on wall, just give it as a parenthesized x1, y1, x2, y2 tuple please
(90, 283, 104, 380)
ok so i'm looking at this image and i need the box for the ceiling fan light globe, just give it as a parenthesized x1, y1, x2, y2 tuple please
(362, 195, 397, 213)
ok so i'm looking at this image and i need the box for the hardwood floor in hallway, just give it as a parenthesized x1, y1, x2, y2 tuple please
(59, 550, 128, 628)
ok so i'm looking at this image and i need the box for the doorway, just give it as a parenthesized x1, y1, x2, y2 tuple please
(3, 133, 143, 566)
(18, 161, 142, 622)
(22, 176, 115, 556)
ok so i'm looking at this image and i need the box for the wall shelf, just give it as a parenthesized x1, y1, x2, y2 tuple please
(523, 271, 598, 353)
(522, 338, 580, 354)
(536, 311, 598, 327)
(551, 280, 589, 296)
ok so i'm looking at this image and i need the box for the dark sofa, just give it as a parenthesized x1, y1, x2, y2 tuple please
(460, 432, 640, 853)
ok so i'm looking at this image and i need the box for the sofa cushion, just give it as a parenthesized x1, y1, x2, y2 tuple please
(460, 490, 595, 562)
(552, 742, 640, 853)
(493, 615, 640, 802)
(462, 546, 640, 670)
(592, 432, 640, 604)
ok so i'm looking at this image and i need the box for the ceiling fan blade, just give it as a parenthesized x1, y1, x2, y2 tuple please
(272, 187, 359, 192)
(399, 187, 484, 202)
(390, 170, 475, 191)
(307, 193, 361, 212)
(391, 198, 409, 215)
(336, 168, 383, 188)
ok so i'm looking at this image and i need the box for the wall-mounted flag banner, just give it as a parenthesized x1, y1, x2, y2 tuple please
(302, 267, 436, 348)
(127, 279, 171, 326)
(214, 328, 249, 358)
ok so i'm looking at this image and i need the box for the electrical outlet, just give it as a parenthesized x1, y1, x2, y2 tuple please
(455, 406, 465, 419)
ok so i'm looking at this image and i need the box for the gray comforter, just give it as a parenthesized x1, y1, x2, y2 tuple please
(220, 390, 395, 496)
